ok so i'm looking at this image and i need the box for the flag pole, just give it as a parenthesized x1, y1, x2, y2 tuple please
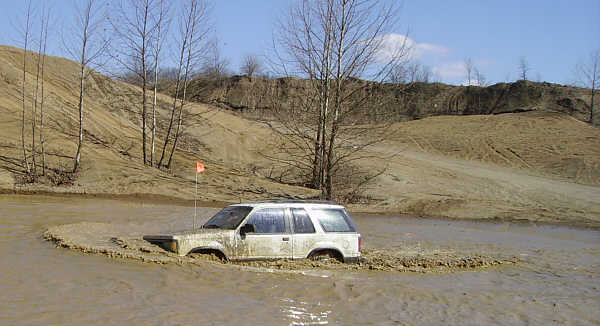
(194, 170, 198, 230)
(194, 162, 205, 231)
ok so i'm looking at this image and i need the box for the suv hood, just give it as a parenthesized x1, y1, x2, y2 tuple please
(174, 228, 235, 240)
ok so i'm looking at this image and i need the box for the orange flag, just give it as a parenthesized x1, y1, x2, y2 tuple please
(196, 162, 205, 174)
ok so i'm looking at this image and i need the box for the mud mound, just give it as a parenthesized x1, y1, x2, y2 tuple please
(231, 247, 515, 273)
(43, 222, 186, 264)
(44, 222, 517, 273)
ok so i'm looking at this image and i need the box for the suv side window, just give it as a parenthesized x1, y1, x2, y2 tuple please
(291, 208, 315, 234)
(246, 208, 287, 233)
(312, 208, 356, 232)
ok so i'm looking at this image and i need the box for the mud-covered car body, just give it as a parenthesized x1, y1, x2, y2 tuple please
(143, 200, 361, 263)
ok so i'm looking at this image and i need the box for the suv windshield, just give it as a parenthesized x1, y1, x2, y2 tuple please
(203, 206, 253, 230)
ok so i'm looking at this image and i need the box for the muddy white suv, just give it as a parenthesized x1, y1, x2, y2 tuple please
(144, 200, 362, 263)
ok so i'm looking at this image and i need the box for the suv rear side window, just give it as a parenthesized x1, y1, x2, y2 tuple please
(292, 208, 315, 233)
(312, 208, 357, 232)
(246, 208, 287, 233)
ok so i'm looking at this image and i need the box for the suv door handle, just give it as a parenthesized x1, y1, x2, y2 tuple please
(282, 237, 290, 241)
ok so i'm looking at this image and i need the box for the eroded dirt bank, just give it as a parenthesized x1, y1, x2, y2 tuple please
(44, 221, 516, 273)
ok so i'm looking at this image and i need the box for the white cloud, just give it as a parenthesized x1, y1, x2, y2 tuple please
(432, 61, 465, 79)
(433, 60, 492, 84)
(375, 34, 449, 62)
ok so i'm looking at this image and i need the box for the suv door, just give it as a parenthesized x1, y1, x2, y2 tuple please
(290, 207, 318, 259)
(237, 208, 292, 260)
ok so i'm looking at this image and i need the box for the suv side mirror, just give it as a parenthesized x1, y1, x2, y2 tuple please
(240, 224, 255, 237)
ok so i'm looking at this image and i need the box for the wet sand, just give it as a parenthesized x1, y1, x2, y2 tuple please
(1, 195, 599, 325)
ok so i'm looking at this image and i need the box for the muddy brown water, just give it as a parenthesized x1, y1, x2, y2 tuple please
(1, 195, 599, 325)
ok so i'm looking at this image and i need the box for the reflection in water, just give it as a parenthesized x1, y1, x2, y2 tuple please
(280, 298, 331, 325)
(0, 195, 599, 325)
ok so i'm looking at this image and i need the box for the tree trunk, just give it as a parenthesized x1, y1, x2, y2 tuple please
(324, 0, 347, 200)
(40, 12, 49, 176)
(73, 22, 88, 173)
(40, 53, 46, 176)
(158, 1, 190, 169)
(141, 3, 149, 165)
(142, 80, 148, 165)
(158, 84, 180, 168)
(31, 35, 44, 180)
(151, 0, 165, 167)
(151, 69, 157, 167)
(591, 77, 595, 123)
(158, 51, 185, 169)
(73, 64, 85, 173)
(167, 1, 199, 170)
(21, 3, 32, 175)
(167, 72, 190, 169)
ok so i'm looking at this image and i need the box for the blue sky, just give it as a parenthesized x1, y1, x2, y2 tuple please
(1, 0, 598, 85)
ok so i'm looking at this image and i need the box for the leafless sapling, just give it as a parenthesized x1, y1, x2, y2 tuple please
(574, 49, 599, 123)
(166, 0, 211, 169)
(518, 56, 531, 81)
(65, 0, 109, 173)
(157, 0, 211, 169)
(474, 67, 486, 87)
(111, 0, 158, 165)
(20, 1, 34, 175)
(31, 5, 51, 179)
(201, 37, 230, 80)
(464, 57, 474, 85)
(39, 8, 50, 176)
(149, 0, 171, 167)
(240, 53, 262, 77)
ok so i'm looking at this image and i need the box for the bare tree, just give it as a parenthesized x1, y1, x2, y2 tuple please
(39, 8, 50, 176)
(149, 0, 170, 167)
(66, 0, 109, 173)
(111, 0, 158, 165)
(30, 5, 50, 179)
(157, 0, 211, 169)
(201, 37, 230, 80)
(518, 56, 531, 81)
(474, 67, 486, 87)
(464, 57, 474, 85)
(271, 0, 406, 199)
(20, 1, 34, 176)
(201, 37, 230, 79)
(240, 53, 262, 77)
(574, 49, 599, 123)
(391, 60, 431, 83)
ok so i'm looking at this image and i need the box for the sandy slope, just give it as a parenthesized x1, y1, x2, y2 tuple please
(0, 45, 313, 201)
(354, 112, 600, 226)
(0, 45, 599, 226)
(363, 147, 600, 225)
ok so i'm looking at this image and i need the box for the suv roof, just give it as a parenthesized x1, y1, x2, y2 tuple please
(230, 199, 342, 208)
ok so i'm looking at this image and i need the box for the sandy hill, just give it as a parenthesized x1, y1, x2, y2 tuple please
(0, 45, 314, 202)
(0, 45, 599, 227)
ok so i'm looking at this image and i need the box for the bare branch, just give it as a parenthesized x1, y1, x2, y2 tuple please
(517, 56, 531, 81)
(267, 0, 405, 200)
(574, 49, 600, 123)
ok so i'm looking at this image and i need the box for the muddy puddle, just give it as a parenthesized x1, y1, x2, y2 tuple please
(2, 195, 599, 325)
